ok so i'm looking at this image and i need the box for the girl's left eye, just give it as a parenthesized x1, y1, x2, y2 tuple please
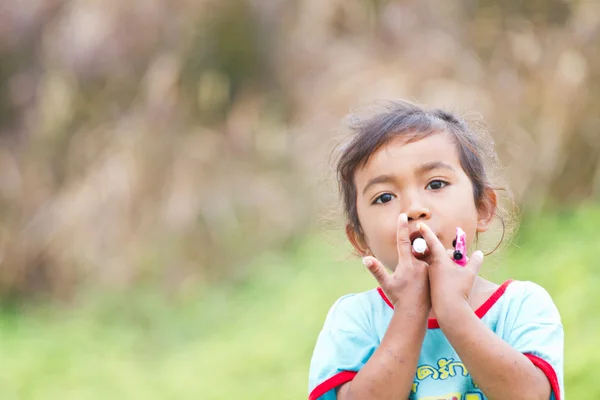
(373, 193, 396, 204)
(426, 180, 448, 190)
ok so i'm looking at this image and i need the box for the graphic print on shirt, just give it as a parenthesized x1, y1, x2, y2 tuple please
(417, 394, 484, 400)
(410, 357, 484, 400)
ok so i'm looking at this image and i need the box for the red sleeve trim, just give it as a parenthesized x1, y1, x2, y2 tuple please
(378, 280, 514, 329)
(308, 371, 357, 400)
(473, 279, 514, 319)
(524, 353, 561, 400)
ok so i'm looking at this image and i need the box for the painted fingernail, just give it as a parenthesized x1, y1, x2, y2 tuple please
(399, 213, 407, 222)
(362, 257, 372, 267)
(472, 250, 484, 261)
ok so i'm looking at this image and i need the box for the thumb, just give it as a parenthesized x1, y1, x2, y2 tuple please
(466, 250, 484, 275)
(362, 256, 390, 287)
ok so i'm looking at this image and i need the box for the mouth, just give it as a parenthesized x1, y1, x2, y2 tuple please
(409, 231, 430, 260)
(409, 230, 424, 245)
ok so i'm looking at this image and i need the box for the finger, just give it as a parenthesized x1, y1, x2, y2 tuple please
(396, 213, 412, 264)
(362, 256, 390, 287)
(446, 248, 469, 266)
(417, 222, 446, 260)
(465, 250, 484, 276)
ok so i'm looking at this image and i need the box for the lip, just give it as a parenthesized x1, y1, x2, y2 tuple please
(409, 230, 423, 244)
(409, 228, 448, 262)
(409, 226, 447, 245)
(409, 229, 442, 245)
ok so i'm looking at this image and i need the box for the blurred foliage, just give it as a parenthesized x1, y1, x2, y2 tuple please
(0, 205, 598, 398)
(0, 0, 599, 300)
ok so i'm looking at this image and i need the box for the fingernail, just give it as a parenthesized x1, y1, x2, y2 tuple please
(472, 250, 484, 260)
(362, 257, 372, 267)
(416, 222, 422, 231)
(399, 213, 407, 222)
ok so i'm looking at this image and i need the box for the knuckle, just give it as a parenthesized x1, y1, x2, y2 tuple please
(390, 278, 409, 292)
(371, 266, 387, 280)
(397, 237, 411, 246)
(463, 268, 477, 279)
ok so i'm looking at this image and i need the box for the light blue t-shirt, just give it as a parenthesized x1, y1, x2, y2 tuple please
(308, 280, 564, 400)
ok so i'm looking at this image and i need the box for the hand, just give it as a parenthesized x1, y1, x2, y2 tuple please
(362, 213, 430, 311)
(417, 222, 484, 318)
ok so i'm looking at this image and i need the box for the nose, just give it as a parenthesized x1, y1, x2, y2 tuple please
(404, 191, 431, 222)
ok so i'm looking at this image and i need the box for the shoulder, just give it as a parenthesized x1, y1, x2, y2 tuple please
(505, 280, 558, 306)
(322, 289, 386, 331)
(503, 280, 562, 323)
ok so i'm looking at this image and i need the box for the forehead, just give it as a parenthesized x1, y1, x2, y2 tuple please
(355, 131, 462, 182)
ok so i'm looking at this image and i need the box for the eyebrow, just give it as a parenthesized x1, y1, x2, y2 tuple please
(361, 174, 395, 195)
(416, 161, 456, 175)
(361, 162, 456, 195)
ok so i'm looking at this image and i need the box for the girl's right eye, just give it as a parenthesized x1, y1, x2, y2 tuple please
(373, 193, 396, 204)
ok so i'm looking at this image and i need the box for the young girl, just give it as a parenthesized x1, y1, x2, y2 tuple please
(308, 101, 564, 400)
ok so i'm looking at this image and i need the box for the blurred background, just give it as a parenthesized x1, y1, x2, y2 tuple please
(0, 0, 598, 398)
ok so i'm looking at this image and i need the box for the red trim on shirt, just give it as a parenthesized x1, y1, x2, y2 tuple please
(377, 287, 394, 308)
(377, 280, 514, 329)
(524, 354, 561, 400)
(309, 371, 357, 400)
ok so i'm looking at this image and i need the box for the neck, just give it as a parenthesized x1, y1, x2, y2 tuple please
(428, 276, 498, 320)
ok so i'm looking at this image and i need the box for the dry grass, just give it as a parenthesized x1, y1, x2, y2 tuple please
(0, 0, 598, 300)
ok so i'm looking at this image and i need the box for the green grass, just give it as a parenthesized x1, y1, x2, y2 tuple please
(1, 205, 599, 398)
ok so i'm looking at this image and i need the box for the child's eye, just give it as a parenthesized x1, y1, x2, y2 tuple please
(373, 193, 396, 204)
(426, 180, 448, 190)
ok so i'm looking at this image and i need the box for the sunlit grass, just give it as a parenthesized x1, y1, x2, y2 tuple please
(0, 205, 598, 398)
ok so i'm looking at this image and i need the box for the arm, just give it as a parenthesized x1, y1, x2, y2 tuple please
(338, 213, 430, 400)
(337, 291, 429, 400)
(418, 222, 562, 400)
(436, 301, 550, 400)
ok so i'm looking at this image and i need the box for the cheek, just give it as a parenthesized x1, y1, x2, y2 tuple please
(454, 208, 480, 246)
(356, 204, 397, 249)
(440, 188, 480, 243)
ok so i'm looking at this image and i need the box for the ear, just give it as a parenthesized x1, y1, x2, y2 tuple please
(476, 187, 497, 233)
(345, 223, 372, 257)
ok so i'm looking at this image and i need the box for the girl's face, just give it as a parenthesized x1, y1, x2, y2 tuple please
(348, 131, 496, 270)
